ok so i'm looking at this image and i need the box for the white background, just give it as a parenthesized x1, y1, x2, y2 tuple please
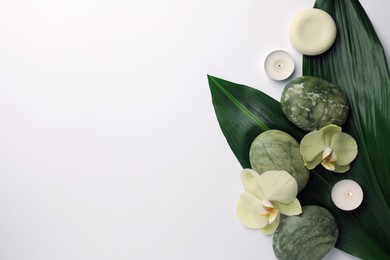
(0, 0, 388, 259)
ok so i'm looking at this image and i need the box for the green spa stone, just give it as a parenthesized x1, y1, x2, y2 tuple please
(281, 76, 349, 131)
(249, 130, 309, 192)
(273, 205, 338, 260)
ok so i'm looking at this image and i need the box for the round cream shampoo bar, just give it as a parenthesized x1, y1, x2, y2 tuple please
(289, 8, 337, 56)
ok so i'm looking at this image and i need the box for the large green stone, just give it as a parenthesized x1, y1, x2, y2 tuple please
(249, 130, 309, 192)
(273, 205, 338, 260)
(281, 76, 349, 131)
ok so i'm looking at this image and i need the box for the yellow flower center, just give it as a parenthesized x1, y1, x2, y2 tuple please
(260, 200, 278, 224)
(321, 147, 337, 171)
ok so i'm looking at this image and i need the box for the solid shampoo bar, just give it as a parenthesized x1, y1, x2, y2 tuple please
(289, 8, 337, 56)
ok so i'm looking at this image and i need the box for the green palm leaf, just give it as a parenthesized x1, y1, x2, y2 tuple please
(208, 75, 304, 168)
(301, 0, 390, 258)
(208, 0, 390, 258)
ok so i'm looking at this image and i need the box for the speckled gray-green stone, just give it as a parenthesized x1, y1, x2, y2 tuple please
(281, 76, 349, 131)
(249, 130, 309, 192)
(273, 206, 338, 260)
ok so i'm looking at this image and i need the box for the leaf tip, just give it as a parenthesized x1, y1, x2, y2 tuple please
(207, 74, 215, 82)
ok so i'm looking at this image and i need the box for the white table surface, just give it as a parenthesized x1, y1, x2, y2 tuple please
(0, 0, 388, 259)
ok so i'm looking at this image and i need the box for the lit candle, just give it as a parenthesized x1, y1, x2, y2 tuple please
(264, 50, 295, 81)
(331, 180, 363, 211)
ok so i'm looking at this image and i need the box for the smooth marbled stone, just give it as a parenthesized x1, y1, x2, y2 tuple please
(249, 130, 309, 192)
(281, 76, 349, 131)
(273, 205, 338, 260)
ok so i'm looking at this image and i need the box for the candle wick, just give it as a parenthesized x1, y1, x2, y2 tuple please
(347, 192, 353, 196)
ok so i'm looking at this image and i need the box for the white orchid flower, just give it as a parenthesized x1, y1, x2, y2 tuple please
(300, 124, 358, 173)
(236, 169, 302, 234)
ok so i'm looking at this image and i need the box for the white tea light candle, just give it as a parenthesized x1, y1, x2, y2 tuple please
(331, 180, 363, 211)
(264, 50, 295, 81)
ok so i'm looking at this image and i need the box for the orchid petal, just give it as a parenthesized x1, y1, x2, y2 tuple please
(274, 199, 302, 216)
(236, 192, 268, 229)
(321, 124, 342, 146)
(330, 132, 358, 166)
(241, 169, 264, 199)
(322, 147, 333, 159)
(334, 163, 350, 173)
(258, 170, 298, 204)
(260, 200, 278, 224)
(304, 152, 323, 169)
(262, 199, 273, 208)
(300, 130, 325, 162)
(322, 160, 336, 171)
(267, 208, 278, 224)
(261, 212, 280, 235)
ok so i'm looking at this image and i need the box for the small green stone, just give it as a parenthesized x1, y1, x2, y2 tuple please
(281, 76, 349, 131)
(273, 205, 339, 260)
(249, 130, 309, 192)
